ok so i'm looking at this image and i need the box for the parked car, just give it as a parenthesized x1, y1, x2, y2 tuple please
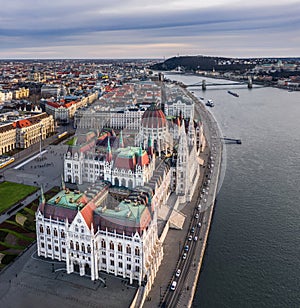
(175, 269, 181, 277)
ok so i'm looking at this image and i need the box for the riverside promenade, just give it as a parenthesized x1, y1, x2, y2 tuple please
(142, 88, 223, 308)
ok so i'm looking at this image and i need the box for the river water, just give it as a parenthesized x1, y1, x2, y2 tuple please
(165, 74, 300, 307)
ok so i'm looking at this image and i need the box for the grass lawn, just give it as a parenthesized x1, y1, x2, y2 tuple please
(65, 136, 77, 146)
(0, 181, 37, 213)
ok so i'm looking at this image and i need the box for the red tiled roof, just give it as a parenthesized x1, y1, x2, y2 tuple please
(81, 202, 96, 228)
(13, 119, 32, 128)
(114, 156, 137, 171)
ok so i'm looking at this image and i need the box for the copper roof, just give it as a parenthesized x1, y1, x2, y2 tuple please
(141, 104, 167, 129)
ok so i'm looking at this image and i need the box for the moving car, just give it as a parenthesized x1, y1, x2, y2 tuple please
(170, 281, 177, 291)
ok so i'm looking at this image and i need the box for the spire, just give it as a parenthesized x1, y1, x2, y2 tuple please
(119, 130, 124, 148)
(39, 186, 45, 204)
(147, 134, 154, 156)
(188, 118, 196, 146)
(138, 145, 143, 166)
(106, 137, 112, 162)
(61, 174, 66, 190)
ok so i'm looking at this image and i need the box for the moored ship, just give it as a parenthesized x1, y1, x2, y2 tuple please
(227, 90, 239, 97)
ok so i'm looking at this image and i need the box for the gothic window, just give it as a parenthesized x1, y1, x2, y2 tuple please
(121, 178, 126, 187)
(75, 225, 79, 232)
(87, 245, 91, 253)
(126, 245, 131, 254)
(135, 247, 140, 256)
(81, 226, 84, 233)
(127, 264, 131, 270)
(46, 226, 50, 235)
(110, 260, 114, 266)
(114, 178, 119, 186)
(53, 228, 58, 237)
(118, 243, 122, 252)
(109, 242, 114, 250)
(135, 266, 140, 272)
(75, 242, 79, 250)
(128, 179, 133, 189)
(101, 239, 106, 249)
(39, 225, 44, 233)
(102, 258, 106, 264)
(118, 262, 123, 268)
(81, 243, 85, 253)
(61, 230, 65, 238)
(70, 240, 74, 249)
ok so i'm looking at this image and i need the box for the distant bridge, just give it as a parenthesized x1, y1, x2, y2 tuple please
(186, 77, 253, 90)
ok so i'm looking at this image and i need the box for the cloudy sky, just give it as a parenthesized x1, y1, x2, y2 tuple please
(1, 0, 300, 59)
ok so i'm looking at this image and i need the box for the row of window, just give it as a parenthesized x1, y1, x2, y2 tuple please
(101, 251, 139, 263)
(39, 225, 65, 238)
(101, 258, 140, 272)
(40, 242, 66, 254)
(70, 241, 91, 253)
(100, 240, 140, 255)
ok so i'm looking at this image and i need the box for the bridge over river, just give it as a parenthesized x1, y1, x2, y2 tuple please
(186, 77, 254, 90)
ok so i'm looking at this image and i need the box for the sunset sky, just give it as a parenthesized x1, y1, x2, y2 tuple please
(1, 0, 300, 59)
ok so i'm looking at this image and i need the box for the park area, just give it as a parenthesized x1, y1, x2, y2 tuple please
(0, 186, 60, 270)
(0, 181, 38, 214)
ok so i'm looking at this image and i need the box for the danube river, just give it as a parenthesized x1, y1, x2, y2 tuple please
(165, 74, 300, 307)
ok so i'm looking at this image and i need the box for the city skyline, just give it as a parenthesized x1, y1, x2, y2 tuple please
(1, 0, 300, 59)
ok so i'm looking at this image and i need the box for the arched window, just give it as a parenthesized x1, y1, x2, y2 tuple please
(39, 225, 44, 233)
(81, 243, 85, 253)
(81, 226, 84, 233)
(118, 243, 122, 252)
(128, 179, 133, 189)
(75, 225, 79, 232)
(61, 230, 65, 238)
(46, 226, 50, 235)
(101, 239, 106, 249)
(126, 245, 131, 254)
(121, 178, 126, 187)
(109, 242, 114, 250)
(76, 242, 79, 250)
(135, 247, 140, 256)
(70, 240, 74, 249)
(87, 245, 91, 253)
(53, 228, 58, 237)
(114, 178, 119, 186)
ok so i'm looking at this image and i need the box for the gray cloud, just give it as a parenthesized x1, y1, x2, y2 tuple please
(0, 1, 300, 58)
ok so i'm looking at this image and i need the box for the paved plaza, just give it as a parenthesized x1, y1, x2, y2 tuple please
(0, 244, 137, 308)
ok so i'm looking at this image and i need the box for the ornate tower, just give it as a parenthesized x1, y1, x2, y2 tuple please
(188, 118, 196, 147)
(176, 120, 189, 197)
